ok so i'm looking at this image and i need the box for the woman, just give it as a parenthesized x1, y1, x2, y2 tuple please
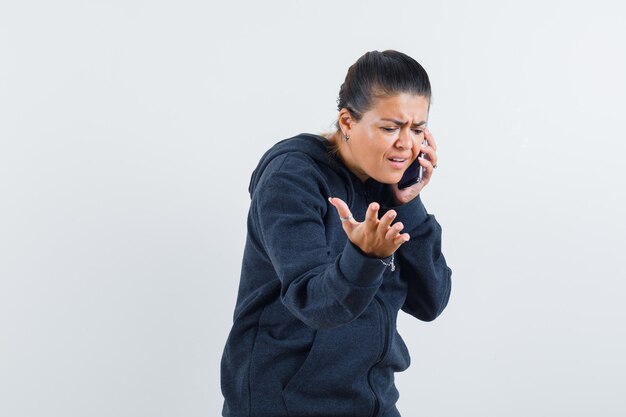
(221, 50, 452, 417)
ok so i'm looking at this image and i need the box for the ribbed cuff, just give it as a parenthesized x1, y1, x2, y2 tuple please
(338, 241, 389, 287)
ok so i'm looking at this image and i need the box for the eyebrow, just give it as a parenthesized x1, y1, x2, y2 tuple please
(380, 118, 427, 127)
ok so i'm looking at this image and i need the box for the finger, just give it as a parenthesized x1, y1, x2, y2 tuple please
(424, 128, 438, 152)
(393, 233, 411, 246)
(418, 157, 435, 183)
(385, 221, 404, 241)
(364, 202, 380, 227)
(328, 197, 358, 229)
(378, 209, 397, 232)
(420, 142, 438, 169)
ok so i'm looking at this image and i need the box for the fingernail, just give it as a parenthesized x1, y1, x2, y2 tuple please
(404, 236, 410, 242)
(388, 212, 396, 218)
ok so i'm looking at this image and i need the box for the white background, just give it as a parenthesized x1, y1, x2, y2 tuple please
(1, 1, 625, 416)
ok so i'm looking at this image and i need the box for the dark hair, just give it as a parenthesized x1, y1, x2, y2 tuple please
(336, 50, 431, 125)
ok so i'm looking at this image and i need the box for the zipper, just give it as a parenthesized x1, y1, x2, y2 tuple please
(367, 295, 391, 417)
(363, 182, 391, 417)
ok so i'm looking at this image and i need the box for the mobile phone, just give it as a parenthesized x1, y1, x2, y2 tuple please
(397, 139, 427, 190)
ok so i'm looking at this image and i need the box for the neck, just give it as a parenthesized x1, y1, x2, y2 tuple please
(326, 131, 368, 182)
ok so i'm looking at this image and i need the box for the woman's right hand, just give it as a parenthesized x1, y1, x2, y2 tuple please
(328, 197, 410, 259)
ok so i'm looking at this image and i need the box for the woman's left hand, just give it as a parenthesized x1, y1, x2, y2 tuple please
(390, 129, 438, 205)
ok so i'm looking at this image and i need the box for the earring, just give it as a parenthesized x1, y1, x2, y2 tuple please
(344, 131, 350, 142)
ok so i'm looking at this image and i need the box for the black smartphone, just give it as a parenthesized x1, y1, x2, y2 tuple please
(397, 139, 427, 190)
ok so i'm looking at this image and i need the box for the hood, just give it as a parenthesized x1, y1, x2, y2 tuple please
(248, 133, 353, 196)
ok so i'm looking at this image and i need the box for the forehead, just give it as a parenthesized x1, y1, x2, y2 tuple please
(365, 93, 430, 121)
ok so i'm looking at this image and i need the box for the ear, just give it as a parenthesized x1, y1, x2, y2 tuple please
(337, 108, 355, 137)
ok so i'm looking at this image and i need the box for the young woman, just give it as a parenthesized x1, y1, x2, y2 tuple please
(221, 50, 452, 417)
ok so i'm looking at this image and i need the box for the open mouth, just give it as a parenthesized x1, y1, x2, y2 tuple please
(387, 157, 408, 169)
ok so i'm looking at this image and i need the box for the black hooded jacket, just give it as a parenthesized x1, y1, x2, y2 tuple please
(221, 133, 452, 417)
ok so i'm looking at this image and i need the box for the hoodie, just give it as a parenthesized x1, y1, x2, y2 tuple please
(221, 133, 452, 417)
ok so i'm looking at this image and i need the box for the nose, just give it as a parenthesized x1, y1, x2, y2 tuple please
(395, 128, 413, 149)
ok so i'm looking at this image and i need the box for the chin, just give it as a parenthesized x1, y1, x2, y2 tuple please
(374, 173, 403, 185)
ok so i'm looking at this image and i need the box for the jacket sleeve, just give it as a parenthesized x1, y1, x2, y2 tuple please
(388, 194, 452, 321)
(252, 154, 392, 330)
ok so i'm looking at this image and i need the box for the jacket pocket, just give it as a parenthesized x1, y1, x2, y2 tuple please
(248, 301, 316, 416)
(280, 312, 381, 417)
(377, 329, 411, 372)
(281, 329, 320, 395)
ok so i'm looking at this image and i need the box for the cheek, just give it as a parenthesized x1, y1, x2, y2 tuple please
(366, 144, 388, 165)
(355, 130, 391, 168)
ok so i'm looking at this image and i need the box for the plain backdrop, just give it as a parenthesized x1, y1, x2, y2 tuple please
(1, 1, 625, 416)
